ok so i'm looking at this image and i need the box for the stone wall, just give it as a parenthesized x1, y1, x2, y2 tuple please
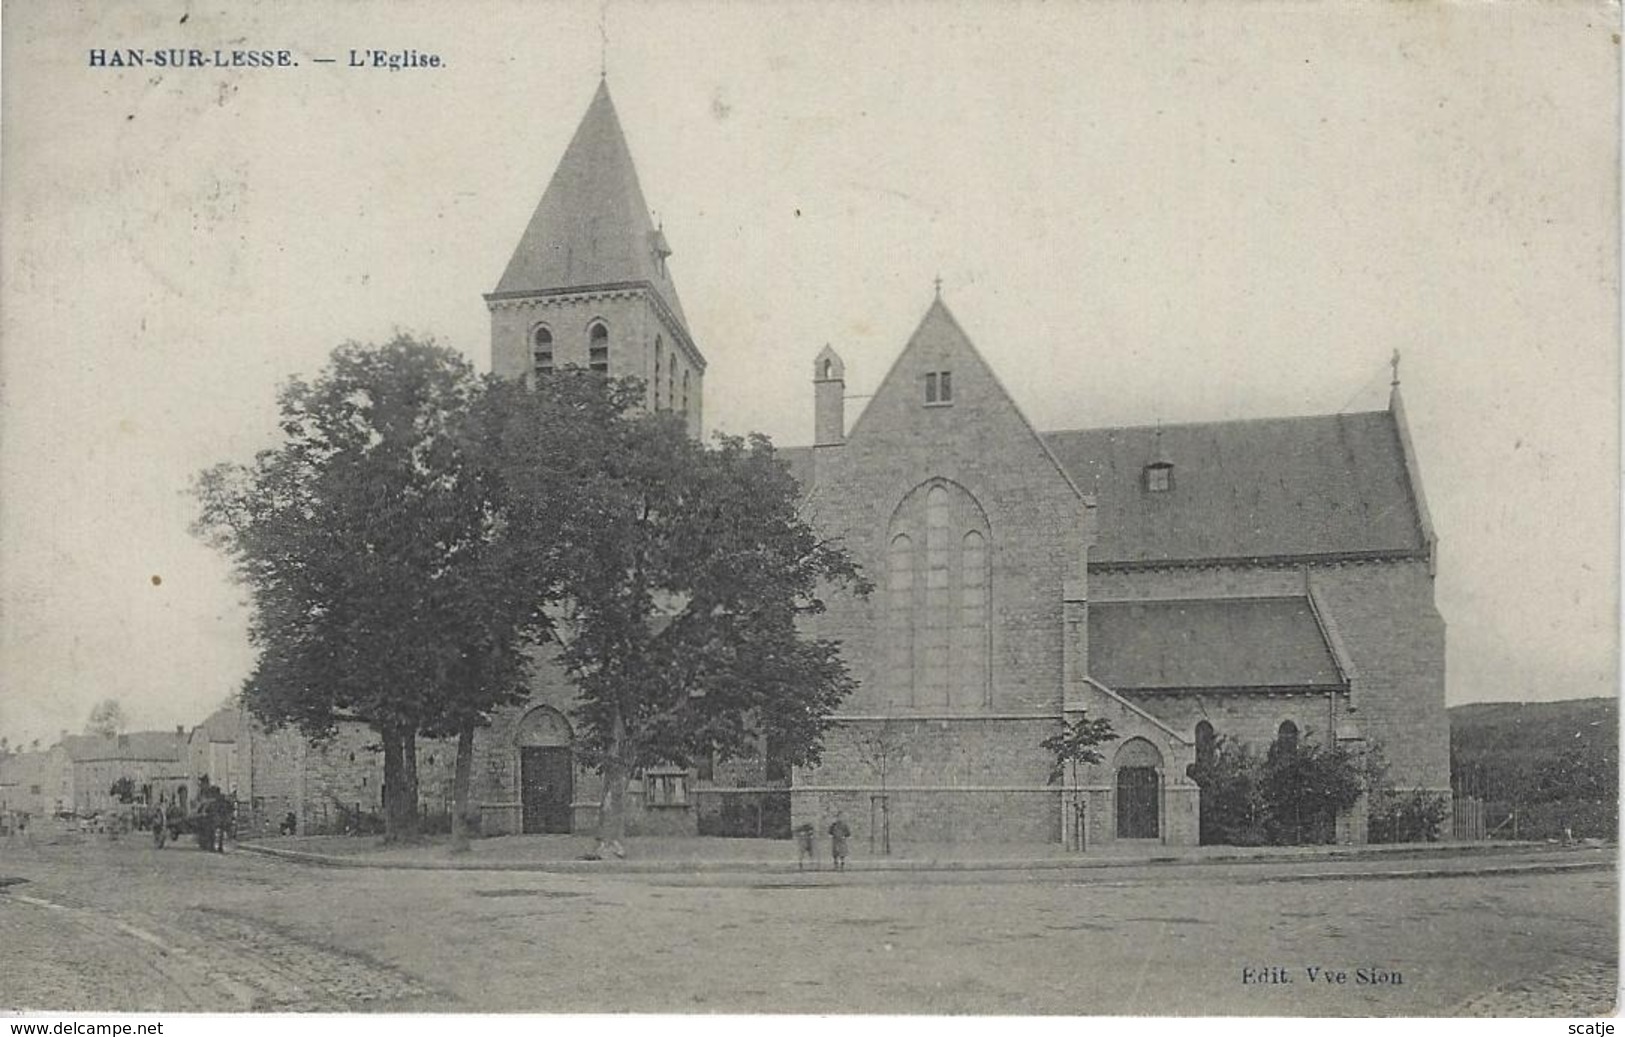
(488, 289, 702, 436)
(792, 717, 1064, 845)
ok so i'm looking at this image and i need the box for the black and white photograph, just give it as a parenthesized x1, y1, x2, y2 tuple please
(0, 0, 1617, 1022)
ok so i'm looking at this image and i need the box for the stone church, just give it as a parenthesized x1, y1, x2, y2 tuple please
(469, 81, 1450, 848)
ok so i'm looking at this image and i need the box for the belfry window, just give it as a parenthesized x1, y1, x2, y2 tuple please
(589, 322, 610, 374)
(925, 370, 953, 405)
(532, 326, 554, 378)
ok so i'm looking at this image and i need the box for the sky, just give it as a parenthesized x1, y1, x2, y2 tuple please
(0, 1, 1617, 748)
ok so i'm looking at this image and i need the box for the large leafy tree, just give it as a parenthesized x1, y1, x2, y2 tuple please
(194, 336, 543, 842)
(491, 369, 869, 849)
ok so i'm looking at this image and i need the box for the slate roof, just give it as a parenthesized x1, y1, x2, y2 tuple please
(492, 80, 689, 329)
(1088, 597, 1345, 691)
(780, 408, 1427, 564)
(1045, 411, 1426, 564)
(61, 732, 186, 763)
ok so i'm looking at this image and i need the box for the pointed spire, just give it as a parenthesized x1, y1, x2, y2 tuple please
(494, 81, 688, 328)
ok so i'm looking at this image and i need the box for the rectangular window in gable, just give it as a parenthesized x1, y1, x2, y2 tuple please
(925, 370, 953, 405)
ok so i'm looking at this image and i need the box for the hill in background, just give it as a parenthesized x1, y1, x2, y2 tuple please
(1448, 696, 1616, 840)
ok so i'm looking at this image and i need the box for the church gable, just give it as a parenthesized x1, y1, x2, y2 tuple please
(839, 298, 1083, 504)
(807, 298, 1092, 716)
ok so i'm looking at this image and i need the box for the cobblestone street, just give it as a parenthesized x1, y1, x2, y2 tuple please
(1, 834, 1615, 1015)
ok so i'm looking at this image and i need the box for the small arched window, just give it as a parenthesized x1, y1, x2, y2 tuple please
(668, 361, 676, 412)
(1195, 721, 1215, 766)
(589, 322, 610, 374)
(1277, 720, 1299, 752)
(682, 370, 691, 415)
(532, 326, 554, 379)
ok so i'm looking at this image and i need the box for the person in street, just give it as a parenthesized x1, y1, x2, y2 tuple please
(794, 822, 816, 870)
(827, 812, 851, 871)
(164, 799, 183, 845)
(152, 799, 167, 849)
(209, 795, 232, 853)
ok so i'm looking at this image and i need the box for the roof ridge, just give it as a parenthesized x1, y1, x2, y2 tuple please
(1044, 408, 1391, 438)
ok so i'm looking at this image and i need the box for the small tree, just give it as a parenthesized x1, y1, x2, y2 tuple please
(85, 699, 127, 739)
(855, 718, 909, 854)
(1042, 713, 1116, 851)
(1041, 713, 1117, 785)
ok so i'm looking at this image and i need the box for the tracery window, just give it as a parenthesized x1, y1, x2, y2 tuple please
(885, 480, 991, 708)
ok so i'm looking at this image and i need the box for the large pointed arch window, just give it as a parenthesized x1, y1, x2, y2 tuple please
(885, 480, 992, 708)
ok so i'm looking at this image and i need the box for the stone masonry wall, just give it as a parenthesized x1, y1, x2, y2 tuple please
(792, 717, 1064, 844)
(489, 290, 702, 437)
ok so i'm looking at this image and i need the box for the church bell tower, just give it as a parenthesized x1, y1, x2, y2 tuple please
(485, 80, 704, 436)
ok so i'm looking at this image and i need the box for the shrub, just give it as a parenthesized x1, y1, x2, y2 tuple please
(1260, 729, 1364, 845)
(1187, 736, 1267, 846)
(1369, 788, 1450, 843)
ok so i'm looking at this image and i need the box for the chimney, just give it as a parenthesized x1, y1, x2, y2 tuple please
(813, 345, 845, 448)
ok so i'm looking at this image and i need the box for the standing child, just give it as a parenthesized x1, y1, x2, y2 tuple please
(827, 812, 851, 872)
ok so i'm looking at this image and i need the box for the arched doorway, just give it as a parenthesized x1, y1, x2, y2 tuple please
(516, 707, 574, 834)
(1115, 737, 1162, 840)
